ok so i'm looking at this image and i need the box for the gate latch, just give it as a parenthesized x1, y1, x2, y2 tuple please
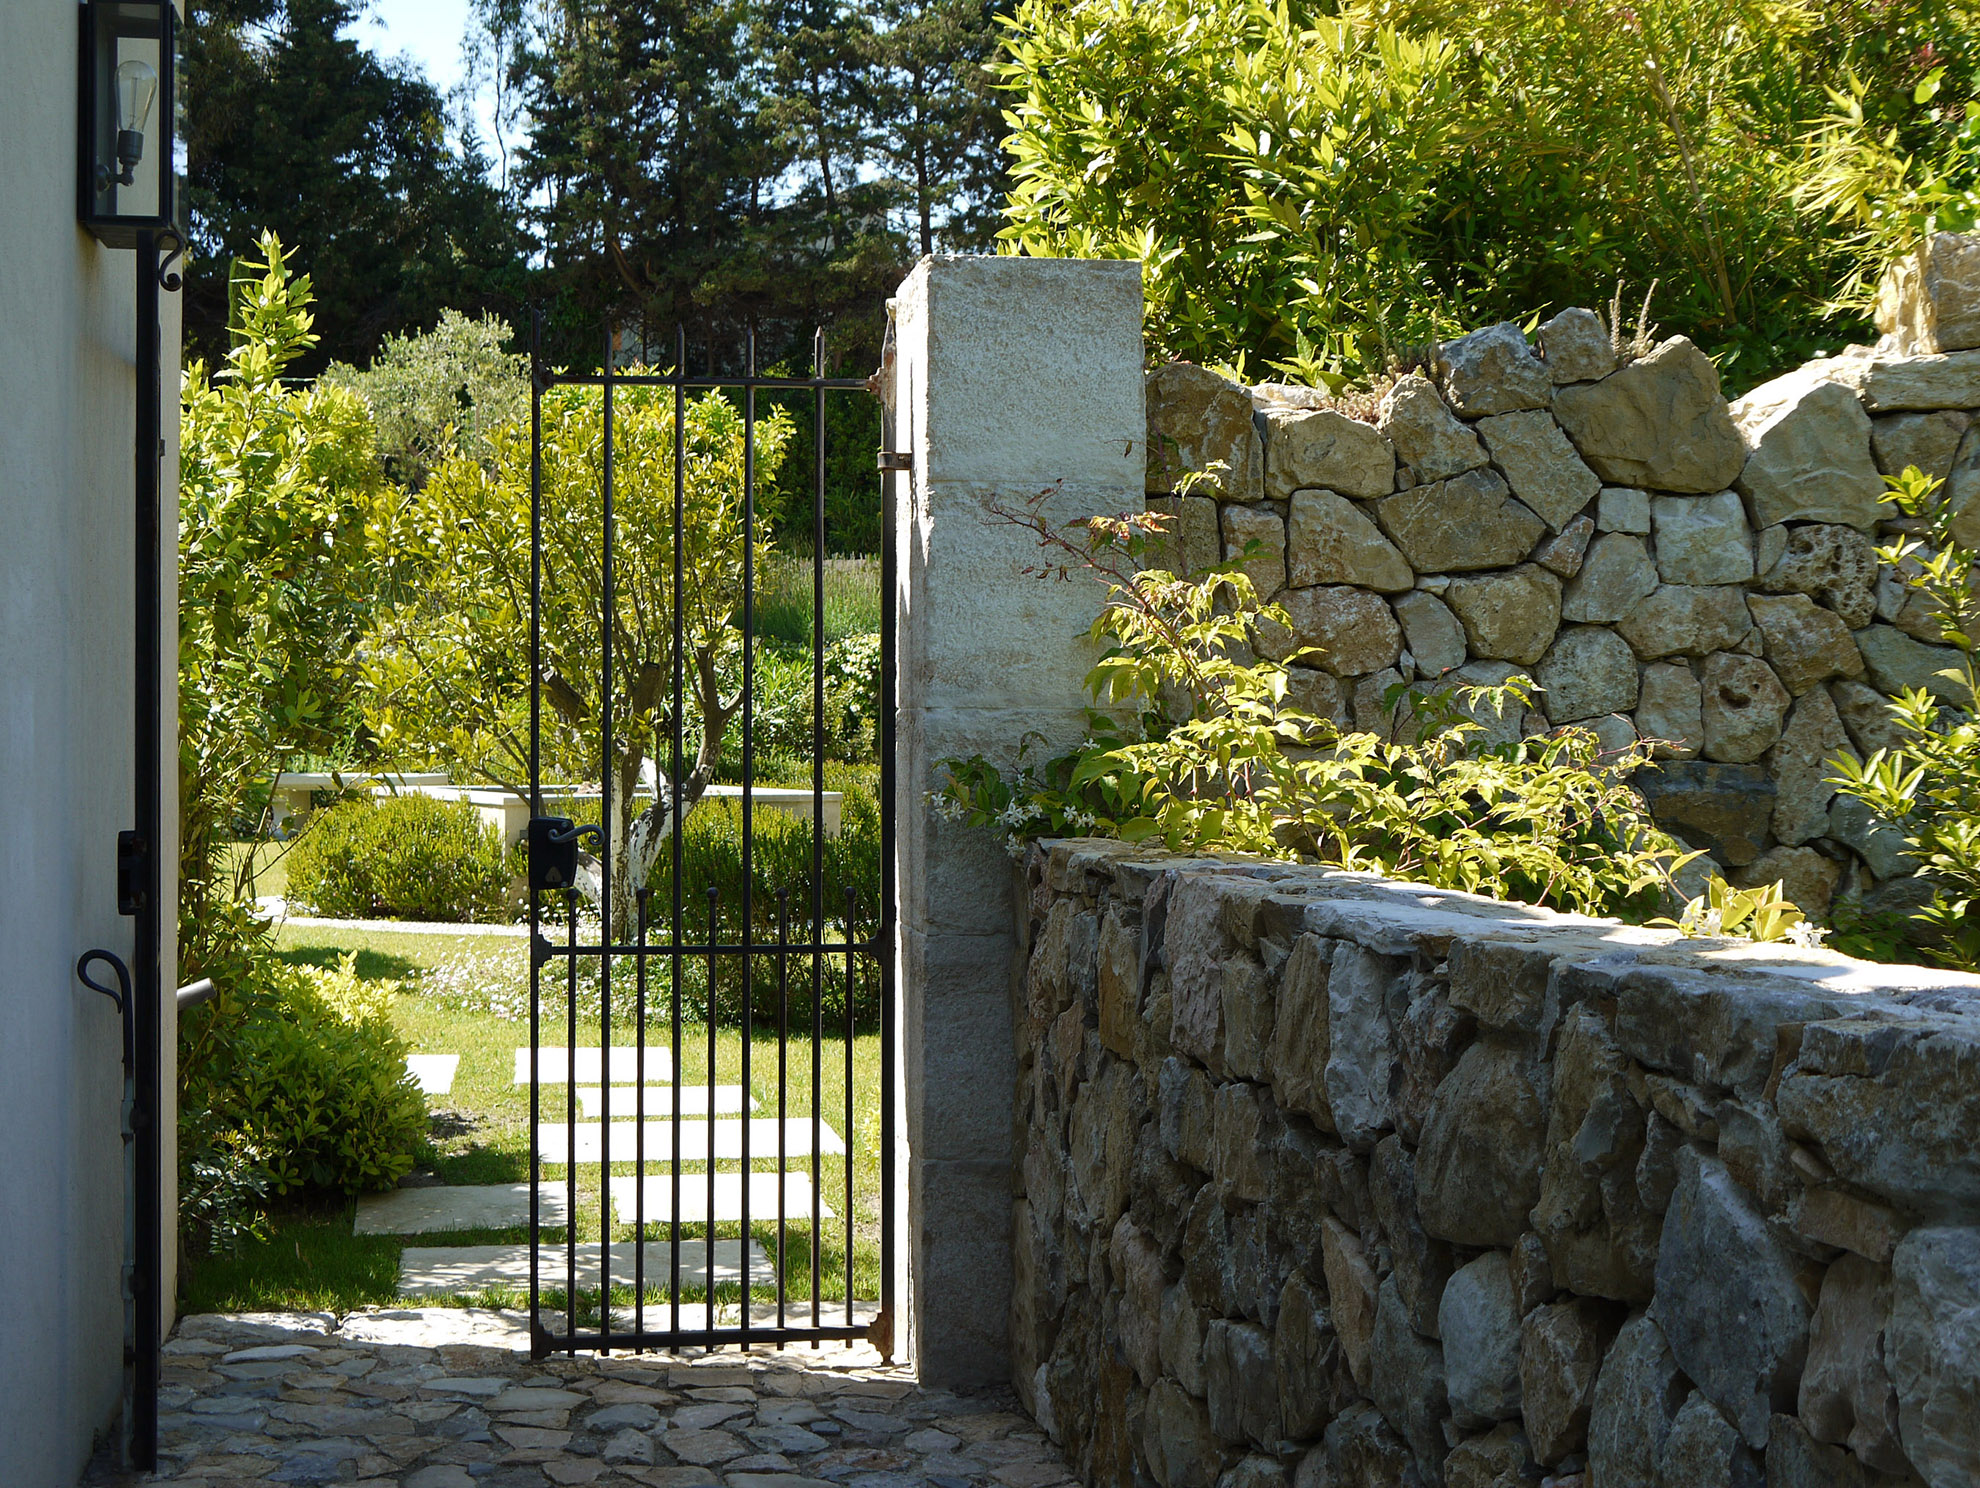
(877, 450, 912, 472)
(528, 816, 602, 895)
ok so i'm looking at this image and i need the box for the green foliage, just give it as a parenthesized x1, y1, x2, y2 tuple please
(285, 795, 521, 924)
(645, 771, 884, 1028)
(178, 1107, 273, 1257)
(1655, 876, 1824, 945)
(997, 0, 1980, 386)
(322, 310, 529, 487)
(183, 0, 524, 371)
(751, 556, 884, 647)
(937, 501, 1690, 919)
(178, 234, 388, 979)
(182, 958, 426, 1202)
(1830, 465, 1980, 967)
(366, 377, 793, 937)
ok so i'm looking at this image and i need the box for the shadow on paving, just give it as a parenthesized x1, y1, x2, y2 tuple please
(80, 1307, 1072, 1488)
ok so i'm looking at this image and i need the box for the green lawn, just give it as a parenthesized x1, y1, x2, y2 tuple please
(181, 921, 886, 1322)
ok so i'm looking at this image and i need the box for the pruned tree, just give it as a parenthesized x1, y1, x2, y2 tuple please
(364, 380, 794, 935)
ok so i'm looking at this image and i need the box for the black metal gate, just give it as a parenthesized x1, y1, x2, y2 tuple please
(521, 320, 895, 1357)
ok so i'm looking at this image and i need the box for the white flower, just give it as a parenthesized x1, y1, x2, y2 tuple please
(1066, 807, 1095, 830)
(997, 801, 1032, 829)
(1785, 920, 1829, 949)
(1698, 907, 1725, 938)
(1004, 834, 1027, 861)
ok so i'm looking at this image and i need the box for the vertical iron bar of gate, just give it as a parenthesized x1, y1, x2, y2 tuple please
(635, 886, 648, 1347)
(527, 308, 544, 1343)
(739, 328, 758, 1339)
(670, 328, 686, 1337)
(810, 329, 826, 1333)
(879, 379, 900, 1358)
(776, 890, 789, 1330)
(599, 329, 617, 1351)
(706, 886, 718, 1335)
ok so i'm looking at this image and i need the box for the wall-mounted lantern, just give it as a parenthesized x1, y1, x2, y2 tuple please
(78, 1, 180, 249)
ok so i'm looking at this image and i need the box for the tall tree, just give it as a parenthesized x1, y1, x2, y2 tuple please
(871, 0, 1008, 255)
(183, 0, 525, 371)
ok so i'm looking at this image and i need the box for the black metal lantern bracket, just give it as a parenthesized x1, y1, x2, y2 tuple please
(73, 0, 183, 1472)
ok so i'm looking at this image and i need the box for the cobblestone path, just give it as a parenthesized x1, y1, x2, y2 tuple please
(82, 1308, 1072, 1488)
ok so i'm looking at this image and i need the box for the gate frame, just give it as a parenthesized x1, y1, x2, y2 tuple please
(520, 315, 897, 1359)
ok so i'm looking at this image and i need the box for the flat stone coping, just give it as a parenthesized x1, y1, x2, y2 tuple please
(577, 1083, 754, 1118)
(404, 1053, 459, 1095)
(354, 1182, 567, 1236)
(515, 1046, 677, 1085)
(607, 1171, 833, 1226)
(397, 1239, 770, 1296)
(534, 1118, 846, 1165)
(257, 900, 531, 936)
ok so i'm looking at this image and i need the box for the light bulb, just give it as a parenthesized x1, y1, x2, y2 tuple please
(114, 59, 158, 135)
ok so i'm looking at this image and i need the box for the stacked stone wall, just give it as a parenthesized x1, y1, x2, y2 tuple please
(1012, 837, 1980, 1488)
(1145, 307, 1980, 922)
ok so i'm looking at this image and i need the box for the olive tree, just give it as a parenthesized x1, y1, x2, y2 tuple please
(365, 381, 793, 935)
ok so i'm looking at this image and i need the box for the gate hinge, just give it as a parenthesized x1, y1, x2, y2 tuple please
(877, 450, 912, 472)
(117, 830, 145, 916)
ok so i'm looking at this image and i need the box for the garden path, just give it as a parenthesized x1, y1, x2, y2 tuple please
(82, 1306, 1072, 1488)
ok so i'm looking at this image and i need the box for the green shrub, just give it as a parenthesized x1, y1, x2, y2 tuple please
(646, 769, 883, 1029)
(1830, 466, 1980, 968)
(720, 632, 883, 770)
(189, 964, 425, 1198)
(286, 792, 519, 922)
(938, 500, 1689, 920)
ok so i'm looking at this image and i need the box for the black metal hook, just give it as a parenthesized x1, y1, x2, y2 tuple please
(546, 821, 605, 851)
(155, 228, 186, 293)
(77, 949, 135, 1078)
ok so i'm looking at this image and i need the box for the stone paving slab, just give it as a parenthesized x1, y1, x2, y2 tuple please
(607, 1172, 831, 1226)
(516, 1047, 677, 1085)
(577, 1085, 754, 1118)
(85, 1305, 1072, 1488)
(399, 1240, 771, 1296)
(356, 1182, 569, 1236)
(535, 1120, 845, 1165)
(405, 1054, 461, 1096)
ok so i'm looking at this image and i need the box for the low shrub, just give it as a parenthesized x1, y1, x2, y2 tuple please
(195, 963, 425, 1197)
(286, 792, 519, 922)
(645, 768, 883, 1029)
(938, 500, 1691, 920)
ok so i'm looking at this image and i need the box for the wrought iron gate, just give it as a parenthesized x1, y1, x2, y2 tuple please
(521, 319, 895, 1357)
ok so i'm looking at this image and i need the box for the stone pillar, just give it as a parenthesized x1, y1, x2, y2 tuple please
(891, 255, 1144, 1384)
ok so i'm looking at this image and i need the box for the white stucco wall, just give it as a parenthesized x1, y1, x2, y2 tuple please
(0, 3, 181, 1481)
(891, 255, 1144, 1384)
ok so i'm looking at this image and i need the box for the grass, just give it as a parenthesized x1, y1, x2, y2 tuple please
(751, 554, 881, 647)
(182, 920, 886, 1321)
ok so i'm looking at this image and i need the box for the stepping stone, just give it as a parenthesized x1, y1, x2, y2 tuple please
(513, 1046, 674, 1085)
(533, 1118, 846, 1165)
(354, 1182, 567, 1236)
(608, 1171, 833, 1226)
(575, 1084, 753, 1118)
(397, 1239, 768, 1296)
(404, 1054, 460, 1096)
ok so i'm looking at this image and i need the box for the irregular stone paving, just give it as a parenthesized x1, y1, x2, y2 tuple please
(83, 1308, 1073, 1488)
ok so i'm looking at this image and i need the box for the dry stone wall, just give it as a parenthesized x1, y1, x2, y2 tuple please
(1146, 301, 1980, 924)
(1012, 837, 1980, 1488)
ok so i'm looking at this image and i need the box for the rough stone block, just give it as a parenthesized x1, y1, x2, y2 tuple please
(1320, 1214, 1379, 1390)
(1222, 504, 1287, 598)
(1562, 532, 1659, 623)
(1652, 491, 1754, 586)
(1537, 625, 1640, 723)
(1204, 1319, 1281, 1448)
(1853, 623, 1966, 703)
(1392, 589, 1467, 681)
(1652, 1148, 1812, 1448)
(1539, 307, 1618, 384)
(1871, 408, 1972, 480)
(1588, 1312, 1688, 1488)
(1145, 1377, 1236, 1488)
(1286, 489, 1414, 591)
(1746, 594, 1864, 696)
(1275, 1270, 1354, 1441)
(1520, 1297, 1615, 1466)
(1269, 585, 1403, 677)
(1553, 337, 1746, 493)
(1372, 1134, 1455, 1337)
(1655, 1390, 1763, 1488)
(1263, 407, 1396, 501)
(1379, 372, 1489, 481)
(1445, 566, 1563, 667)
(1370, 1275, 1450, 1481)
(1875, 231, 1980, 355)
(1478, 408, 1602, 530)
(1374, 468, 1548, 573)
(1533, 512, 1596, 577)
(1441, 1251, 1525, 1429)
(1438, 323, 1554, 418)
(1599, 485, 1653, 533)
(1636, 661, 1704, 759)
(1417, 1037, 1547, 1250)
(1146, 494, 1223, 578)
(1731, 369, 1886, 530)
(1699, 651, 1790, 764)
(1264, 934, 1333, 1129)
(1617, 583, 1754, 660)
(1161, 1282, 1210, 1398)
(1800, 1253, 1908, 1477)
(1756, 523, 1880, 629)
(1148, 362, 1265, 500)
